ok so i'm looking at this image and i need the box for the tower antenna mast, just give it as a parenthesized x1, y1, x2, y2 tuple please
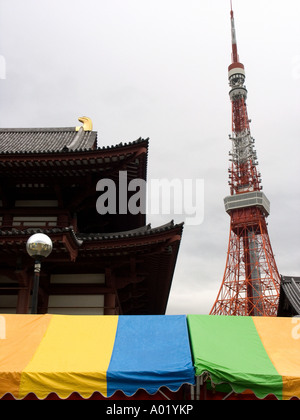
(230, 1, 239, 64)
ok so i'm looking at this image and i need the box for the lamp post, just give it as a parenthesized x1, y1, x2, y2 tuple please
(26, 233, 53, 314)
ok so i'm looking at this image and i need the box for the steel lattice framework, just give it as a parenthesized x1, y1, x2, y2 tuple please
(210, 5, 280, 316)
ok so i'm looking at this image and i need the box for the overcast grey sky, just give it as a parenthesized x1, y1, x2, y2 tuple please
(0, 0, 299, 314)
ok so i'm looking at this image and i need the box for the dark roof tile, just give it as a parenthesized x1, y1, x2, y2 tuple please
(279, 276, 300, 316)
(0, 222, 183, 244)
(0, 127, 97, 153)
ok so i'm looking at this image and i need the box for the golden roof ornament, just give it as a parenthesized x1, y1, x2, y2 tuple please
(76, 116, 93, 131)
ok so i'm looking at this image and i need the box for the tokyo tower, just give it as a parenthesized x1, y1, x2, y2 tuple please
(210, 4, 281, 316)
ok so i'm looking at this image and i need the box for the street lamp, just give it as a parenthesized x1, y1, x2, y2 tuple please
(26, 233, 53, 314)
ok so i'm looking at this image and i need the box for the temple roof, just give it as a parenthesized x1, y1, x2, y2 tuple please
(278, 276, 300, 316)
(0, 134, 149, 185)
(0, 221, 182, 253)
(0, 127, 97, 153)
(77, 222, 178, 241)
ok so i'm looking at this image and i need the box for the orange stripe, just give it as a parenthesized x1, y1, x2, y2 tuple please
(0, 315, 52, 399)
(253, 317, 300, 400)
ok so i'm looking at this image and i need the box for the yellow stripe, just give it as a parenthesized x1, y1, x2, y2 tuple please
(19, 315, 119, 399)
(253, 317, 300, 400)
(0, 315, 52, 399)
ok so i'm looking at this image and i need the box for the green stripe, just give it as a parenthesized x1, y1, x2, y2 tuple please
(187, 315, 282, 399)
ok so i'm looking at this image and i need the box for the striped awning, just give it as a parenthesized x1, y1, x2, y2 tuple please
(2, 314, 300, 400)
(0, 314, 195, 400)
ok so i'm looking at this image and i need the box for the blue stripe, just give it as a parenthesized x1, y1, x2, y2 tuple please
(106, 315, 195, 397)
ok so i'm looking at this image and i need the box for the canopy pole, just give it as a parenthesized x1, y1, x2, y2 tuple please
(203, 377, 207, 400)
(223, 390, 234, 400)
(158, 389, 171, 400)
(190, 384, 195, 400)
(196, 376, 201, 400)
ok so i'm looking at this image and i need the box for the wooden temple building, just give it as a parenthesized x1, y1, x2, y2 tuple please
(0, 117, 183, 315)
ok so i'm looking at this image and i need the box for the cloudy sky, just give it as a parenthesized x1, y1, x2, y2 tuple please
(0, 0, 299, 314)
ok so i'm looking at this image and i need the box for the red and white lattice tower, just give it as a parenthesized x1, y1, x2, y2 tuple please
(210, 4, 281, 316)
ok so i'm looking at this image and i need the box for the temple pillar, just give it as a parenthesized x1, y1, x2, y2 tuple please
(104, 293, 118, 315)
(16, 287, 31, 314)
